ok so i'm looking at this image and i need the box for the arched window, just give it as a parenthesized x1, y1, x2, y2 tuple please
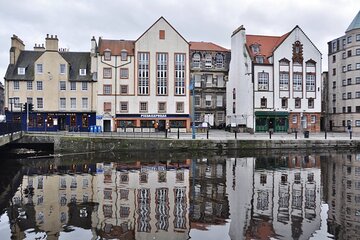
(192, 53, 200, 68)
(306, 60, 316, 92)
(216, 54, 224, 68)
(279, 59, 290, 90)
(205, 54, 212, 68)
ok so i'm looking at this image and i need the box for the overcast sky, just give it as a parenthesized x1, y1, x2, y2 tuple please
(1, 0, 359, 84)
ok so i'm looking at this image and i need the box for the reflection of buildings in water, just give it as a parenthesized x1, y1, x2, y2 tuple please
(9, 160, 190, 240)
(226, 155, 322, 240)
(226, 157, 254, 240)
(189, 158, 229, 230)
(325, 153, 360, 239)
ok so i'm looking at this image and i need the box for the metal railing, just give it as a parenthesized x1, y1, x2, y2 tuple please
(0, 122, 22, 136)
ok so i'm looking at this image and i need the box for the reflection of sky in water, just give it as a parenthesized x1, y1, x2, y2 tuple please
(59, 226, 93, 240)
(0, 213, 11, 240)
(190, 221, 231, 240)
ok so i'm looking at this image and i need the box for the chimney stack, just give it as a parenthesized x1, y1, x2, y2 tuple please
(10, 34, 25, 64)
(34, 43, 45, 51)
(45, 34, 59, 51)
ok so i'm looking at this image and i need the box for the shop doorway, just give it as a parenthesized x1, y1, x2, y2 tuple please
(158, 120, 166, 131)
(58, 116, 66, 131)
(103, 120, 111, 132)
(268, 118, 275, 131)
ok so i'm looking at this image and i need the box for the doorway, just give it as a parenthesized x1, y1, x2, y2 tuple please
(158, 120, 166, 131)
(58, 116, 66, 131)
(268, 118, 275, 131)
(103, 120, 111, 132)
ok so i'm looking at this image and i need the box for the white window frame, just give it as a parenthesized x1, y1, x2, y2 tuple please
(60, 64, 66, 74)
(27, 81, 33, 90)
(306, 74, 315, 91)
(120, 101, 128, 112)
(60, 98, 66, 109)
(37, 98, 43, 109)
(36, 81, 43, 91)
(175, 53, 185, 95)
(70, 98, 76, 109)
(139, 102, 148, 112)
(103, 68, 112, 78)
(82, 82, 88, 91)
(70, 82, 76, 91)
(120, 68, 128, 79)
(176, 102, 184, 113)
(293, 73, 302, 91)
(82, 98, 88, 109)
(13, 81, 19, 90)
(292, 115, 297, 123)
(60, 81, 66, 91)
(279, 72, 289, 90)
(258, 72, 269, 90)
(205, 54, 212, 68)
(192, 53, 200, 68)
(157, 53, 167, 95)
(138, 52, 149, 95)
(36, 64, 43, 74)
(79, 69, 86, 76)
(18, 67, 25, 75)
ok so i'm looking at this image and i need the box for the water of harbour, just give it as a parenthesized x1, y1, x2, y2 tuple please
(0, 148, 358, 240)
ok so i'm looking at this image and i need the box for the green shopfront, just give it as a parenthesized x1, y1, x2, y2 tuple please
(255, 111, 289, 132)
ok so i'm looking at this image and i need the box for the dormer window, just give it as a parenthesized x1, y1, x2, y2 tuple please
(256, 56, 264, 63)
(104, 49, 111, 61)
(18, 67, 25, 75)
(251, 44, 260, 54)
(79, 69, 86, 76)
(121, 49, 127, 61)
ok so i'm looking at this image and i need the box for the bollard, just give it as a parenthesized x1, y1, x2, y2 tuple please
(207, 129, 209, 139)
(177, 128, 180, 139)
(350, 131, 352, 140)
(165, 129, 168, 138)
(269, 131, 272, 139)
(325, 130, 327, 139)
(235, 131, 237, 139)
(295, 131, 297, 139)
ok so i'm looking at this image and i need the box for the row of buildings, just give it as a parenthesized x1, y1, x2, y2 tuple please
(3, 11, 360, 133)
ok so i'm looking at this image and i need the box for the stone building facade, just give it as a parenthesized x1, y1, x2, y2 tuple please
(189, 42, 230, 128)
(327, 11, 360, 132)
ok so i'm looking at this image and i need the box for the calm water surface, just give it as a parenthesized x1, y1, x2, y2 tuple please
(0, 150, 358, 239)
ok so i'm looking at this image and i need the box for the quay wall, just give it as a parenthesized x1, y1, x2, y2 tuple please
(15, 135, 360, 153)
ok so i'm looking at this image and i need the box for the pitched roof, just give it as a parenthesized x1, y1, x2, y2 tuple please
(246, 32, 290, 63)
(189, 41, 229, 52)
(59, 52, 93, 81)
(98, 39, 135, 56)
(346, 10, 360, 32)
(5, 51, 43, 81)
(136, 16, 188, 45)
(5, 51, 93, 82)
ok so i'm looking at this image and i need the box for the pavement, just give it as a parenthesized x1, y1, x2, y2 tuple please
(26, 129, 357, 141)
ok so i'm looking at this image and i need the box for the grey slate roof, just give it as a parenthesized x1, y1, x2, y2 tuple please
(59, 52, 93, 81)
(346, 10, 360, 32)
(5, 51, 43, 81)
(4, 51, 93, 82)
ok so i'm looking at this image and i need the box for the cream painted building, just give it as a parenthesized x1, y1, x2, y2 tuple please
(4, 34, 96, 131)
(93, 17, 191, 132)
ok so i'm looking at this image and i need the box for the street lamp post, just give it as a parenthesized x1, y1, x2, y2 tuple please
(190, 78, 196, 139)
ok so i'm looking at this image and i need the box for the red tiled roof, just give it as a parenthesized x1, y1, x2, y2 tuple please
(98, 39, 135, 56)
(189, 41, 229, 52)
(246, 32, 290, 63)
